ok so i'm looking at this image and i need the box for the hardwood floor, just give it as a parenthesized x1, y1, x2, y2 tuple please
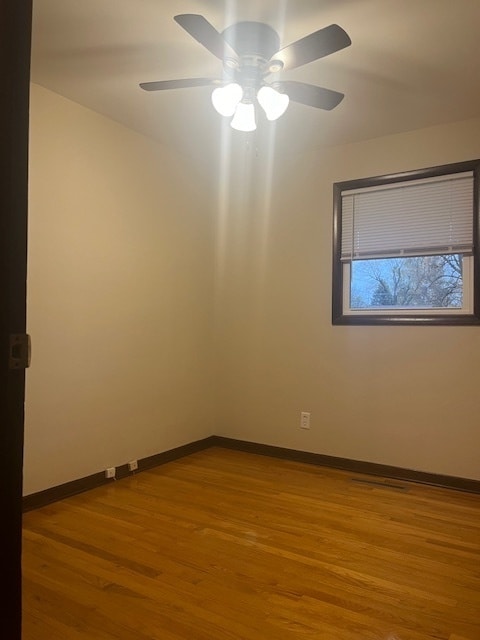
(22, 447, 480, 639)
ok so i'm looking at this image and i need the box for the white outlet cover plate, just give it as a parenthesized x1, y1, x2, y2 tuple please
(300, 412, 311, 429)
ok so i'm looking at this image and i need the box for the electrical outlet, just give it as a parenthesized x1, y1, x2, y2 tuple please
(105, 467, 116, 479)
(300, 411, 311, 430)
(128, 460, 138, 472)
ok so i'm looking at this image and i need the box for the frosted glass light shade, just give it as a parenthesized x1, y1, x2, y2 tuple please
(211, 83, 243, 117)
(257, 86, 289, 121)
(230, 102, 256, 132)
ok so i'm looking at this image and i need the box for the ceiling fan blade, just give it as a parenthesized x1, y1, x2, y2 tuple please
(140, 78, 218, 91)
(273, 24, 351, 70)
(278, 81, 344, 110)
(174, 14, 238, 62)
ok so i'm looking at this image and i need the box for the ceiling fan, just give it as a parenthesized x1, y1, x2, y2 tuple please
(140, 14, 351, 131)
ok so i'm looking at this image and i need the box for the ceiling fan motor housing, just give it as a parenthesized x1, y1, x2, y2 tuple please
(221, 22, 282, 96)
(222, 22, 280, 62)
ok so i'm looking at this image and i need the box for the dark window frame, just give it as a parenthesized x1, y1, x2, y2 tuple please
(332, 159, 480, 326)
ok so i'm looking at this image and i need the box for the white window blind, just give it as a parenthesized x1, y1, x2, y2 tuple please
(341, 172, 474, 261)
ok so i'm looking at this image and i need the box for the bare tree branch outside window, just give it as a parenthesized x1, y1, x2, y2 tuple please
(351, 255, 463, 309)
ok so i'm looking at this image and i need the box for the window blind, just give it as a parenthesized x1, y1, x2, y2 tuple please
(341, 172, 474, 261)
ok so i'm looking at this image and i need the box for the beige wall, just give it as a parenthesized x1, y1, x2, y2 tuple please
(25, 86, 480, 493)
(24, 84, 214, 495)
(215, 116, 480, 480)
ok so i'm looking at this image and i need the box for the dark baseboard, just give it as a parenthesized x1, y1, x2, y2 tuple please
(22, 436, 216, 512)
(210, 436, 480, 494)
(23, 434, 480, 511)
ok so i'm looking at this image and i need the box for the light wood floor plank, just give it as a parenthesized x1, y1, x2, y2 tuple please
(23, 447, 480, 639)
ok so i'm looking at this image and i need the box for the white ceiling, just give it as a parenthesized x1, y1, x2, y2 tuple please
(31, 0, 480, 167)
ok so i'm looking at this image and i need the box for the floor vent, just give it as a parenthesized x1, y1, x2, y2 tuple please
(351, 478, 408, 491)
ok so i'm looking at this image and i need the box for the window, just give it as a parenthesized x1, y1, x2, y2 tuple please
(332, 160, 480, 325)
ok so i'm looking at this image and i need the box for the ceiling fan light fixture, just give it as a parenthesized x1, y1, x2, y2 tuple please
(231, 102, 256, 132)
(141, 16, 352, 128)
(211, 82, 243, 117)
(257, 86, 290, 121)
